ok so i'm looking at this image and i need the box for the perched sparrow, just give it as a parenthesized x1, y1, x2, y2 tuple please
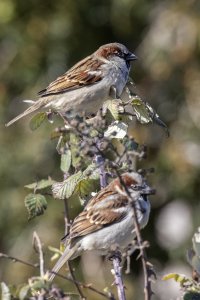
(6, 43, 137, 127)
(49, 172, 153, 281)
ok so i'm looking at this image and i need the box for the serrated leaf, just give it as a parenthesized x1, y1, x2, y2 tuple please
(52, 171, 83, 199)
(1, 282, 11, 300)
(60, 151, 71, 173)
(29, 112, 47, 131)
(25, 178, 55, 190)
(104, 121, 128, 139)
(24, 194, 47, 220)
(18, 285, 30, 300)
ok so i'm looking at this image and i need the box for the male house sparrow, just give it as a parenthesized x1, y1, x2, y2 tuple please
(6, 43, 137, 127)
(49, 172, 153, 281)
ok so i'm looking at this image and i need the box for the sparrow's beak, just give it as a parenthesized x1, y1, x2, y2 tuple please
(131, 183, 155, 195)
(141, 184, 156, 195)
(126, 52, 138, 61)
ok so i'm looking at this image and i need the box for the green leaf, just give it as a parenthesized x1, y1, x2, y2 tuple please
(60, 151, 71, 173)
(52, 171, 83, 199)
(25, 178, 55, 190)
(24, 193, 47, 220)
(75, 164, 99, 199)
(1, 282, 11, 300)
(75, 178, 99, 200)
(29, 112, 47, 131)
(52, 164, 99, 200)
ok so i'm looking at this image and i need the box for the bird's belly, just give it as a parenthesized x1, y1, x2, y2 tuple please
(80, 213, 135, 253)
(46, 79, 112, 115)
(45, 68, 128, 115)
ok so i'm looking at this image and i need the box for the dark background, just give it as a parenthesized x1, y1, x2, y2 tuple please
(0, 1, 200, 299)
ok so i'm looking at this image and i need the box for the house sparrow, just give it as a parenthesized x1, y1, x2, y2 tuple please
(6, 43, 137, 127)
(49, 172, 153, 281)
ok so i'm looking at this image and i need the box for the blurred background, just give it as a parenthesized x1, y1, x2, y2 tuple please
(0, 0, 200, 299)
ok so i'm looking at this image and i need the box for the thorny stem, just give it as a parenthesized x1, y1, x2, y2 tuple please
(63, 198, 86, 299)
(115, 169, 153, 300)
(0, 252, 112, 299)
(111, 252, 126, 300)
(56, 115, 152, 299)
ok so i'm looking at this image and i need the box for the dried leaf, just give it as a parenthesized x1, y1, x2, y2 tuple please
(24, 193, 47, 220)
(29, 112, 47, 131)
(132, 97, 152, 124)
(104, 121, 128, 139)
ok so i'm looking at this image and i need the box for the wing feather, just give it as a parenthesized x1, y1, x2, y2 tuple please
(68, 188, 128, 240)
(38, 56, 103, 96)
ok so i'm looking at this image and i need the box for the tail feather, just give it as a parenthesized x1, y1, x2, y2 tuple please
(48, 244, 79, 282)
(5, 100, 43, 127)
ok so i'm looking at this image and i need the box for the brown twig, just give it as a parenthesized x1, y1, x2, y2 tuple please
(110, 252, 126, 300)
(0, 252, 112, 299)
(33, 231, 45, 277)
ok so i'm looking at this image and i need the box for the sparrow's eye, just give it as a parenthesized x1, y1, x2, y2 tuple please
(130, 184, 141, 191)
(114, 50, 125, 58)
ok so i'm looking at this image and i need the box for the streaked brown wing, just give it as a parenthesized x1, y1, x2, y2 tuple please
(38, 56, 103, 96)
(69, 189, 128, 239)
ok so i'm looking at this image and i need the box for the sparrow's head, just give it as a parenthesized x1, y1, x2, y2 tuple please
(111, 172, 155, 197)
(96, 43, 137, 68)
